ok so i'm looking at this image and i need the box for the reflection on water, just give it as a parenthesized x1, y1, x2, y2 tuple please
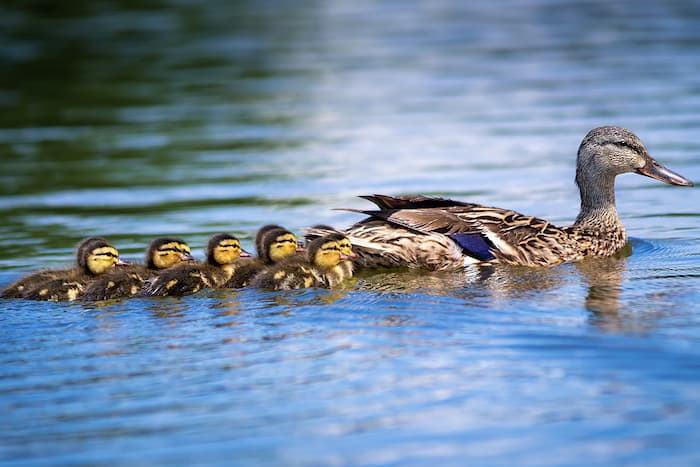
(2, 0, 700, 465)
(577, 248, 631, 332)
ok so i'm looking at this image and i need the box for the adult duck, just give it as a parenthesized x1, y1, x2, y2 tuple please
(314, 126, 693, 270)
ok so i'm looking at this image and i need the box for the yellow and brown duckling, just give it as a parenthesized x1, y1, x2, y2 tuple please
(1, 237, 104, 298)
(139, 233, 250, 297)
(305, 225, 357, 280)
(19, 237, 126, 302)
(80, 237, 194, 301)
(224, 225, 299, 288)
(250, 233, 353, 291)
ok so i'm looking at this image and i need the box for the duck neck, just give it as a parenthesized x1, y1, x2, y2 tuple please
(573, 171, 624, 234)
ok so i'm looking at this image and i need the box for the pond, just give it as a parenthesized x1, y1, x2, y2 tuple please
(1, 0, 699, 465)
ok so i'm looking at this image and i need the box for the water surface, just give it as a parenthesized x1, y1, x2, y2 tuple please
(1, 0, 699, 465)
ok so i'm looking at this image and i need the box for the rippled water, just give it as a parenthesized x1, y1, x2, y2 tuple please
(1, 0, 700, 465)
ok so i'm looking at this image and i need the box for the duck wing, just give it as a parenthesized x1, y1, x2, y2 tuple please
(350, 197, 581, 266)
(360, 194, 476, 209)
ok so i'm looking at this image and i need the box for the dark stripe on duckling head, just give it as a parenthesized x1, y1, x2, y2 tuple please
(86, 246, 121, 275)
(76, 237, 113, 269)
(305, 235, 342, 265)
(448, 233, 495, 262)
(260, 228, 297, 264)
(254, 224, 284, 256)
(206, 233, 241, 265)
(147, 236, 188, 269)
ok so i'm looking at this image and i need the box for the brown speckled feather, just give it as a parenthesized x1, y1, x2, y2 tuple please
(139, 263, 234, 297)
(81, 265, 156, 301)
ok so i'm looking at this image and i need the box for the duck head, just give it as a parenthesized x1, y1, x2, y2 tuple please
(77, 237, 125, 275)
(307, 234, 351, 270)
(206, 233, 251, 266)
(260, 228, 298, 264)
(254, 224, 284, 257)
(576, 126, 693, 188)
(147, 237, 195, 269)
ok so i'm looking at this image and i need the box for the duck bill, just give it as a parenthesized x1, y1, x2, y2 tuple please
(239, 249, 252, 258)
(116, 258, 130, 267)
(637, 156, 694, 187)
(181, 252, 196, 262)
(345, 252, 358, 260)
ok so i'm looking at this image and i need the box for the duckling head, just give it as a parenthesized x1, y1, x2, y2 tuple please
(260, 228, 298, 264)
(147, 237, 195, 270)
(254, 224, 284, 257)
(336, 235, 358, 260)
(77, 237, 124, 275)
(307, 234, 349, 270)
(576, 126, 693, 189)
(206, 233, 251, 266)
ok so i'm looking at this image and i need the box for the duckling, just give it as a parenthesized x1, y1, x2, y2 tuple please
(250, 233, 352, 290)
(22, 238, 125, 302)
(80, 237, 194, 301)
(139, 233, 250, 297)
(2, 237, 109, 298)
(305, 225, 358, 280)
(224, 226, 299, 288)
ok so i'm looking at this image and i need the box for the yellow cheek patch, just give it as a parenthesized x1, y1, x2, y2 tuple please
(88, 247, 121, 274)
(269, 234, 298, 263)
(214, 241, 242, 265)
(315, 241, 342, 268)
(154, 242, 189, 269)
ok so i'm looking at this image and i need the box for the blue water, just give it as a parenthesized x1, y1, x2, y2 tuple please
(1, 0, 700, 465)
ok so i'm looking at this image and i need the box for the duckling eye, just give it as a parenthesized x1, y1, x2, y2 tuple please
(95, 252, 118, 258)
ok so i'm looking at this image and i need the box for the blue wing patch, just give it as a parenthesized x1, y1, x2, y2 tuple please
(448, 233, 496, 261)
